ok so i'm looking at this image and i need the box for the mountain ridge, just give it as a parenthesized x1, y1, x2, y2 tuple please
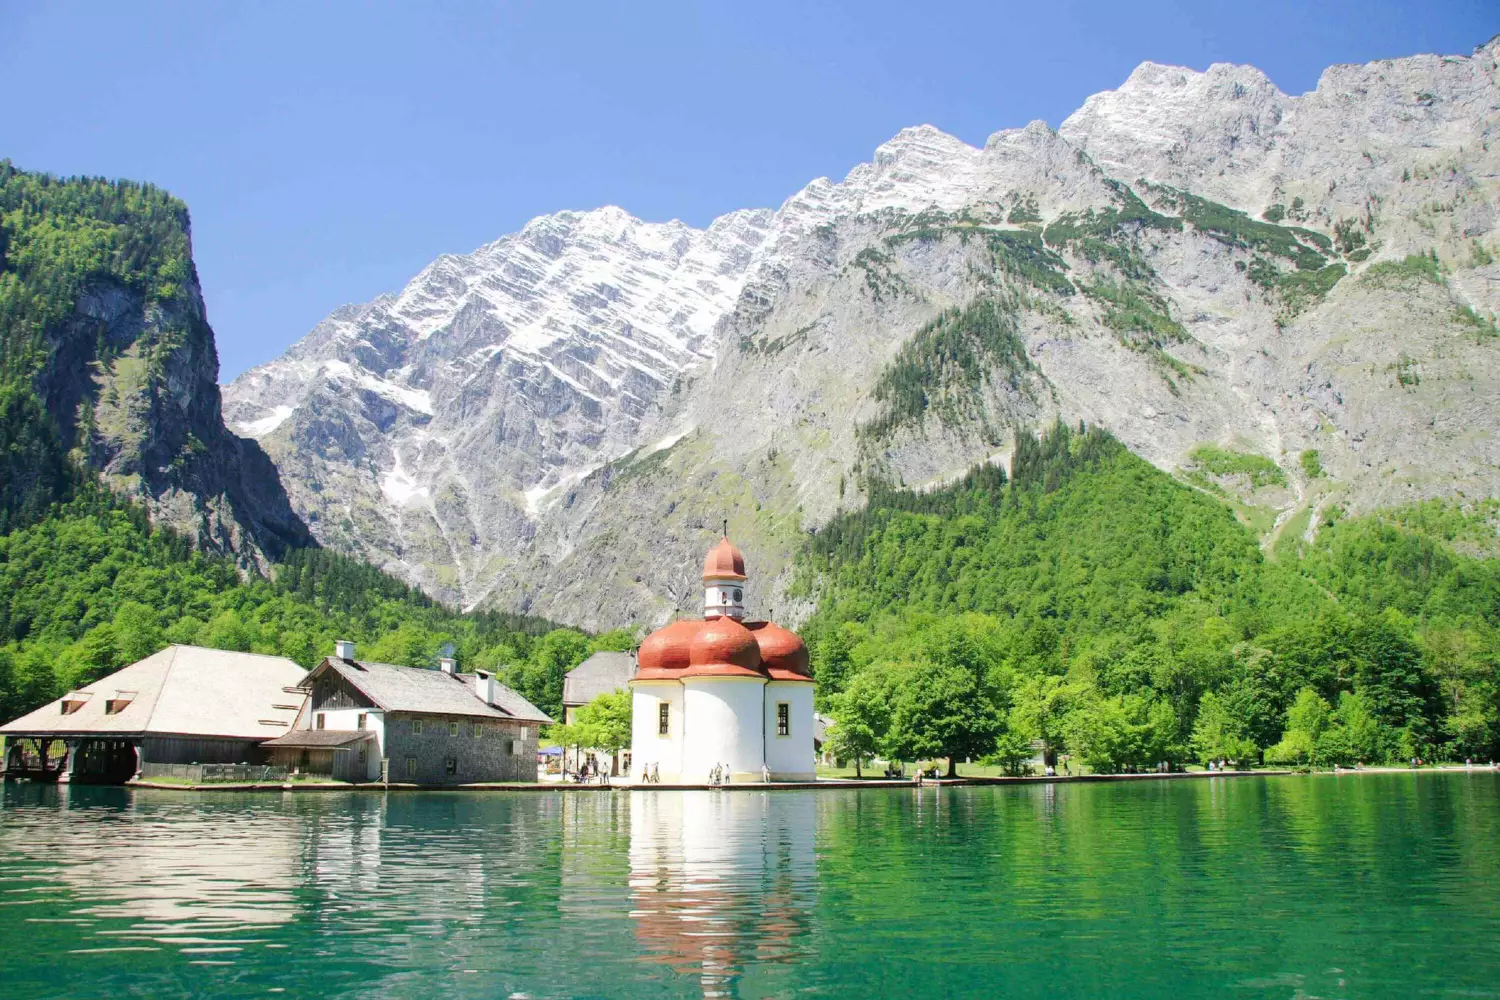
(225, 38, 1500, 629)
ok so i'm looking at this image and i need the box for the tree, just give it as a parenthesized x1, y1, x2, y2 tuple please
(884, 659, 1005, 777)
(983, 730, 1036, 777)
(1266, 687, 1330, 766)
(506, 629, 592, 719)
(1010, 674, 1084, 767)
(573, 689, 632, 774)
(1190, 691, 1259, 768)
(824, 672, 892, 777)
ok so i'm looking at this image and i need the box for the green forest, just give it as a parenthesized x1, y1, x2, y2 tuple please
(0, 486, 631, 723)
(802, 423, 1500, 774)
(0, 162, 623, 725)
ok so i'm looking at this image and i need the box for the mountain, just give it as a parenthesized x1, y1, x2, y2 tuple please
(225, 39, 1500, 629)
(0, 163, 309, 561)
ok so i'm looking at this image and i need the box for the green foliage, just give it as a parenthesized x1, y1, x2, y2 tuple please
(551, 689, 632, 756)
(1299, 449, 1323, 479)
(861, 298, 1034, 441)
(1189, 690, 1259, 765)
(0, 489, 584, 723)
(1454, 304, 1499, 340)
(1188, 444, 1288, 488)
(800, 423, 1500, 768)
(1, 160, 195, 380)
(883, 655, 1009, 776)
(1151, 184, 1331, 269)
(1362, 250, 1443, 288)
(0, 382, 76, 531)
(1083, 280, 1188, 347)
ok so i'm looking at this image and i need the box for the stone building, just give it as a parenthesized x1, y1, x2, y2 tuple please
(0, 645, 306, 784)
(263, 642, 552, 784)
(629, 537, 815, 784)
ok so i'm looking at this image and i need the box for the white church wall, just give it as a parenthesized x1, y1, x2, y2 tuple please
(763, 682, 816, 780)
(681, 678, 766, 783)
(630, 682, 684, 783)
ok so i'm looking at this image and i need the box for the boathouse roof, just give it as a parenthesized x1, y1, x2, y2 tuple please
(0, 645, 307, 740)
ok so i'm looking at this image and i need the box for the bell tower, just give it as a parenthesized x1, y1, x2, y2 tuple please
(701, 533, 747, 620)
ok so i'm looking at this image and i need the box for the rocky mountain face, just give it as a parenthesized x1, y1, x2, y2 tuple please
(0, 164, 310, 562)
(54, 272, 311, 562)
(225, 39, 1500, 630)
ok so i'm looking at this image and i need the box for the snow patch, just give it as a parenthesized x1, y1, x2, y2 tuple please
(381, 453, 431, 507)
(236, 405, 295, 438)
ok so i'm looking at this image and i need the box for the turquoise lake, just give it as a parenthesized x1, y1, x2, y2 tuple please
(0, 773, 1497, 999)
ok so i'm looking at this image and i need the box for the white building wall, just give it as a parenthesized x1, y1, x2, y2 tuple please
(630, 682, 684, 783)
(762, 682, 815, 780)
(305, 707, 384, 780)
(682, 678, 765, 783)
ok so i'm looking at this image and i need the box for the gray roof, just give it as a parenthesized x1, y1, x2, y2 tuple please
(563, 651, 635, 707)
(263, 729, 373, 749)
(1, 646, 306, 740)
(318, 659, 552, 724)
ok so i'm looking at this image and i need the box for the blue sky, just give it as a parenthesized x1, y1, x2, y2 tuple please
(2, 2, 1494, 381)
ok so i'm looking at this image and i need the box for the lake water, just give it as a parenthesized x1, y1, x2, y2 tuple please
(0, 773, 1497, 999)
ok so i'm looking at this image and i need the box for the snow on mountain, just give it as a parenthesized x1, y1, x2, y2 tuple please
(226, 38, 1500, 627)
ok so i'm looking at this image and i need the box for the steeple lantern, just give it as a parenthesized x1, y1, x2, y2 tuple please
(701, 536, 747, 620)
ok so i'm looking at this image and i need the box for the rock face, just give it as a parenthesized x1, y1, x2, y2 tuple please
(47, 272, 311, 562)
(226, 39, 1500, 629)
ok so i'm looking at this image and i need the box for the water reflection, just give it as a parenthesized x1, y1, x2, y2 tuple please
(628, 791, 816, 998)
(1, 777, 1498, 999)
(0, 783, 301, 936)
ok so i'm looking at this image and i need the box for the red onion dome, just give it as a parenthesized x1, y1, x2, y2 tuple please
(634, 619, 702, 680)
(747, 621, 811, 681)
(683, 616, 763, 678)
(702, 536, 747, 581)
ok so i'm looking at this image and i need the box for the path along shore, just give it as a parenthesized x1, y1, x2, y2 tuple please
(115, 764, 1497, 793)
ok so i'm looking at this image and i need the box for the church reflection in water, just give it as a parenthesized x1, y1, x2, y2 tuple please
(628, 791, 818, 998)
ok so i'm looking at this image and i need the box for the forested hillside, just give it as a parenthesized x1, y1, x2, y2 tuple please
(0, 161, 308, 556)
(0, 162, 620, 730)
(0, 486, 626, 723)
(802, 424, 1500, 772)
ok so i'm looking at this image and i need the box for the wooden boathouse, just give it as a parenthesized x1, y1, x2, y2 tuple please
(0, 645, 306, 784)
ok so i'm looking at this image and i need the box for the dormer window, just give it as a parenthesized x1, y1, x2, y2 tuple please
(60, 694, 89, 715)
(104, 693, 136, 715)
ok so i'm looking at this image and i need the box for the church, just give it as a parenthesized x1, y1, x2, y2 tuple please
(629, 536, 815, 783)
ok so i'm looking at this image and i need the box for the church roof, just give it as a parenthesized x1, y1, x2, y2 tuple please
(702, 536, 746, 580)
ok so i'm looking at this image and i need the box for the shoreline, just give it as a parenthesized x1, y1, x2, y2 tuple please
(94, 764, 1491, 793)
(8, 764, 1484, 795)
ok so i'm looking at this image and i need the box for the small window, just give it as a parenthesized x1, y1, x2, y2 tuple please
(105, 696, 134, 715)
(357, 713, 367, 731)
(411, 719, 423, 735)
(473, 722, 483, 738)
(444, 756, 457, 776)
(448, 722, 459, 737)
(316, 713, 326, 731)
(509, 739, 521, 756)
(60, 698, 86, 715)
(777, 702, 790, 737)
(406, 757, 417, 779)
(658, 703, 670, 737)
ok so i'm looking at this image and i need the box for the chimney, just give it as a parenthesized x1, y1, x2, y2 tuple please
(334, 639, 356, 661)
(473, 668, 495, 705)
(438, 657, 457, 675)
